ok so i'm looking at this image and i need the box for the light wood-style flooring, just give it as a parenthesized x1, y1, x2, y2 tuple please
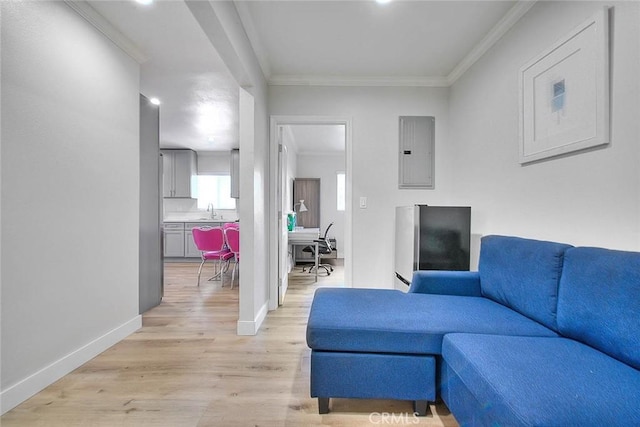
(1, 261, 458, 426)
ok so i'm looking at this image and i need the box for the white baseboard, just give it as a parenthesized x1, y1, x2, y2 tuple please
(1, 315, 142, 415)
(236, 302, 269, 336)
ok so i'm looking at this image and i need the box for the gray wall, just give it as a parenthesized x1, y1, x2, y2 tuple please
(1, 1, 141, 412)
(139, 95, 162, 314)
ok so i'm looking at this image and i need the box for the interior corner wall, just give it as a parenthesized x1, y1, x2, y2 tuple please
(238, 71, 269, 333)
(238, 82, 270, 330)
(448, 0, 640, 267)
(1, 2, 141, 412)
(190, 0, 271, 333)
(269, 86, 452, 288)
(249, 83, 270, 322)
(296, 153, 346, 258)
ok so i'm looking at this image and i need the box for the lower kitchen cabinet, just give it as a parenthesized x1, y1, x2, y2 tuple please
(164, 222, 234, 259)
(184, 230, 200, 258)
(164, 223, 185, 257)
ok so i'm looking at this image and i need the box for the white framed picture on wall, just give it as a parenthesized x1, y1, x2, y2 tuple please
(518, 7, 610, 164)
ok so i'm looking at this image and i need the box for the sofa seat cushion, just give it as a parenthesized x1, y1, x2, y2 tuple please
(306, 288, 556, 355)
(442, 333, 640, 426)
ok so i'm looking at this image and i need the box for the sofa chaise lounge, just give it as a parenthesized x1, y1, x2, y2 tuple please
(306, 235, 640, 425)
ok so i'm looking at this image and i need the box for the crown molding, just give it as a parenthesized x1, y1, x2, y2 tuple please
(269, 75, 449, 87)
(263, 0, 536, 88)
(446, 0, 537, 85)
(64, 0, 148, 64)
(233, 0, 271, 80)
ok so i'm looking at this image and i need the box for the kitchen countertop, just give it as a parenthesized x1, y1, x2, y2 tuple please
(164, 219, 238, 223)
(165, 218, 224, 223)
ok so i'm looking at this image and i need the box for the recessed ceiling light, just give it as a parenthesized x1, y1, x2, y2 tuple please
(376, 0, 392, 4)
(208, 136, 215, 143)
(149, 97, 161, 105)
(135, 0, 153, 5)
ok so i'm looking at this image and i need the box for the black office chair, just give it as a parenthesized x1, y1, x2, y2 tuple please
(302, 223, 334, 276)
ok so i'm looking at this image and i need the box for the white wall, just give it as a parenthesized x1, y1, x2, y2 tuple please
(297, 153, 346, 258)
(448, 1, 640, 267)
(237, 52, 269, 335)
(1, 1, 141, 413)
(269, 86, 452, 288)
(269, 2, 640, 282)
(186, 0, 271, 334)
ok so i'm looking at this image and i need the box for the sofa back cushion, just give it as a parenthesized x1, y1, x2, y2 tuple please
(479, 235, 572, 330)
(557, 247, 640, 370)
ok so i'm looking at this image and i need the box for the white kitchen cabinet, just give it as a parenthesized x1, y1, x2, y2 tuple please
(165, 222, 234, 259)
(162, 149, 198, 198)
(162, 153, 172, 197)
(163, 223, 185, 257)
(230, 149, 239, 199)
(184, 230, 200, 258)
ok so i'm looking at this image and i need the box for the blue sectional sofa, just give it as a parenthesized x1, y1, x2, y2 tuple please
(306, 235, 640, 425)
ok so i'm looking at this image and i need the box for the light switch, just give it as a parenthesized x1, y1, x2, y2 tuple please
(359, 197, 367, 209)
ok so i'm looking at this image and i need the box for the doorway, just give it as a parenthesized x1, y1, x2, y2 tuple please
(269, 116, 353, 309)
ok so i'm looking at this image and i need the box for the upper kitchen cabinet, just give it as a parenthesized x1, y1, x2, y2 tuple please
(230, 149, 239, 199)
(162, 149, 197, 198)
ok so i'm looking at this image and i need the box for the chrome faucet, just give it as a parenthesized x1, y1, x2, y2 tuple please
(207, 203, 216, 219)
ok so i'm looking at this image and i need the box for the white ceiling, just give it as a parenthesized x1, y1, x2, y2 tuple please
(88, 0, 239, 152)
(238, 1, 517, 84)
(85, 0, 528, 154)
(287, 125, 346, 154)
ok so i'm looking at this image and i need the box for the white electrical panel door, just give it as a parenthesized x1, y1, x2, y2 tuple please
(399, 116, 435, 189)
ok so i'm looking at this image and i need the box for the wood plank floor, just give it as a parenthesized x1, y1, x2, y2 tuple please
(1, 261, 458, 426)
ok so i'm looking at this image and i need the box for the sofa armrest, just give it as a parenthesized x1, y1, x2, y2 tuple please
(408, 271, 482, 296)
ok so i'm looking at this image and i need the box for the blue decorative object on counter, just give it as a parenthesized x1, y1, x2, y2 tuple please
(287, 213, 296, 232)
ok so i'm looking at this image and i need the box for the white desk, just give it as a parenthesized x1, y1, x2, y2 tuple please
(288, 228, 320, 282)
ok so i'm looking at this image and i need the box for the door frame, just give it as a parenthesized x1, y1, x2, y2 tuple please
(277, 136, 289, 305)
(268, 116, 353, 310)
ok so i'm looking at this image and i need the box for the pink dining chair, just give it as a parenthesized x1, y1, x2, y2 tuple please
(223, 222, 239, 230)
(224, 227, 240, 289)
(192, 227, 233, 286)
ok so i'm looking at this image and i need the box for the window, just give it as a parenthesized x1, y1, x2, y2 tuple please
(337, 172, 345, 211)
(196, 175, 236, 210)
